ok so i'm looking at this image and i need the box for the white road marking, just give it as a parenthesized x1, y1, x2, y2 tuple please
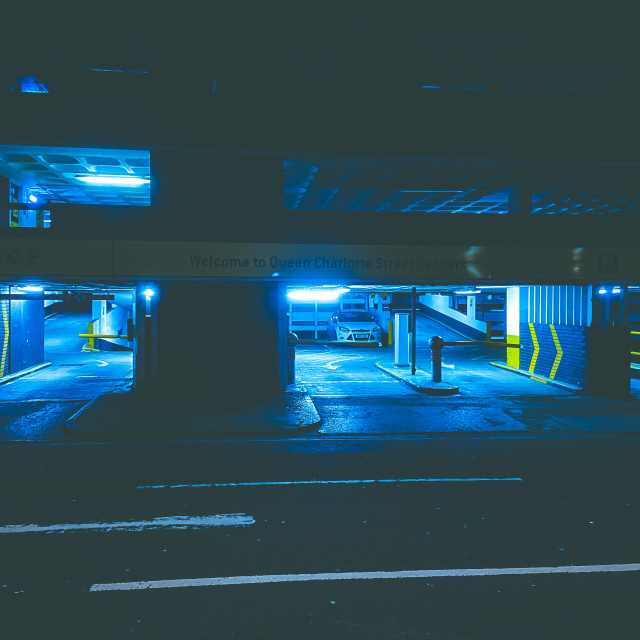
(90, 563, 640, 592)
(137, 477, 523, 490)
(324, 358, 356, 370)
(0, 514, 254, 534)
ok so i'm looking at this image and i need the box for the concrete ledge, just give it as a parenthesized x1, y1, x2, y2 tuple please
(66, 385, 321, 439)
(489, 362, 582, 391)
(0, 362, 51, 385)
(375, 362, 459, 395)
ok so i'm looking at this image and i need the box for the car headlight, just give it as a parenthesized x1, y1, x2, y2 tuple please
(372, 326, 381, 334)
(338, 327, 350, 335)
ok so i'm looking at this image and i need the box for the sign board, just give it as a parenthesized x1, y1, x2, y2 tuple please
(0, 239, 638, 283)
(114, 241, 640, 283)
(0, 240, 113, 277)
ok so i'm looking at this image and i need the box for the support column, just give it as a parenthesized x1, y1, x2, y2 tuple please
(508, 188, 532, 215)
(134, 283, 285, 405)
(505, 287, 521, 368)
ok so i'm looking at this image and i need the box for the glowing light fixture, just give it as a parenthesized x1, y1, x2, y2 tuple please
(454, 289, 479, 295)
(28, 193, 38, 203)
(143, 288, 155, 301)
(76, 176, 150, 186)
(287, 287, 350, 302)
(598, 287, 608, 295)
(612, 287, 621, 294)
(16, 285, 43, 292)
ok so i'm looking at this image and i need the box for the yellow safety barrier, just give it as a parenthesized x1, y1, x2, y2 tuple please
(78, 334, 131, 339)
(81, 320, 100, 352)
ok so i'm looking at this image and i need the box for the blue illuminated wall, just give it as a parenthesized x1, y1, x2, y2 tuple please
(10, 300, 44, 373)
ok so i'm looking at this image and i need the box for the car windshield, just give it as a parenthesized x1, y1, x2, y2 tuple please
(338, 310, 375, 322)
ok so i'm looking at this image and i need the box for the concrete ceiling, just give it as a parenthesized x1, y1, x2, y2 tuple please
(0, 146, 149, 206)
(285, 156, 640, 215)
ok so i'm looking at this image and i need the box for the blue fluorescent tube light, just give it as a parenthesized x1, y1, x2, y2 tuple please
(287, 288, 349, 302)
(76, 176, 150, 186)
(16, 286, 43, 292)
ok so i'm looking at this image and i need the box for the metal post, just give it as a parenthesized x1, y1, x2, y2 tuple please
(429, 336, 444, 383)
(411, 287, 417, 376)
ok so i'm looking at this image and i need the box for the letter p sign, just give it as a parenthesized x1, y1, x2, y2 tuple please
(598, 253, 618, 274)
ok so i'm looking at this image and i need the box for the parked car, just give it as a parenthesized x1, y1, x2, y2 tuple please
(326, 309, 382, 342)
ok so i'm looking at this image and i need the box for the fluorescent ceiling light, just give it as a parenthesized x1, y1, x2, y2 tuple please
(16, 285, 43, 292)
(76, 176, 150, 186)
(287, 288, 350, 302)
(454, 290, 479, 295)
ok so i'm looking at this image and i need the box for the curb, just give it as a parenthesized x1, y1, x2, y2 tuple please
(375, 362, 459, 395)
(65, 389, 322, 440)
(0, 362, 52, 385)
(489, 362, 581, 391)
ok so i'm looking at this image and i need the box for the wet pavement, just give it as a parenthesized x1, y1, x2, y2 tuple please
(296, 315, 640, 436)
(1, 312, 639, 441)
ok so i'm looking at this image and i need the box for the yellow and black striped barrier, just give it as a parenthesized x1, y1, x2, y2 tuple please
(519, 322, 586, 387)
(0, 300, 9, 377)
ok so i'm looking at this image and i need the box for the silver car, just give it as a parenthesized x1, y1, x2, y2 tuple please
(326, 309, 382, 342)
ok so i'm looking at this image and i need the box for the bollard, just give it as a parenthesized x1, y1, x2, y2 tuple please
(287, 332, 298, 385)
(429, 335, 445, 383)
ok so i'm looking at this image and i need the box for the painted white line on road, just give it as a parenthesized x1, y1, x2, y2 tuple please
(0, 514, 254, 534)
(137, 477, 523, 490)
(90, 563, 640, 592)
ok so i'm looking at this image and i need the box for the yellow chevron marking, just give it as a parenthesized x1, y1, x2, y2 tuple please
(528, 323, 539, 374)
(549, 324, 563, 379)
(1, 300, 9, 377)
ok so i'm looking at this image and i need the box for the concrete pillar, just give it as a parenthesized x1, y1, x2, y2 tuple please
(506, 287, 520, 368)
(134, 283, 285, 405)
(9, 297, 44, 374)
(587, 285, 631, 398)
(508, 188, 532, 215)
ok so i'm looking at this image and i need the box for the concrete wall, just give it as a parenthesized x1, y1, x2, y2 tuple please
(419, 293, 487, 339)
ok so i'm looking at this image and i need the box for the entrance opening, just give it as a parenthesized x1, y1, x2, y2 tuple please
(2, 285, 134, 402)
(287, 283, 636, 400)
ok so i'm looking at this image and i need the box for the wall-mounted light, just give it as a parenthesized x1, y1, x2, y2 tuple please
(28, 193, 38, 203)
(598, 287, 608, 295)
(77, 176, 150, 187)
(143, 288, 155, 301)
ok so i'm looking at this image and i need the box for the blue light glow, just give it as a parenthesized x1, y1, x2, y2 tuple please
(28, 194, 38, 203)
(598, 288, 608, 295)
(16, 286, 43, 292)
(77, 176, 150, 186)
(287, 287, 350, 302)
(612, 287, 621, 294)
(143, 289, 155, 301)
(18, 76, 48, 93)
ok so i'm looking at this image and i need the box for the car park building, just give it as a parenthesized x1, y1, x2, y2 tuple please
(2, 12, 639, 407)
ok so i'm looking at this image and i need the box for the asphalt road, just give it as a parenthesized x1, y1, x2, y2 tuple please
(2, 435, 639, 639)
